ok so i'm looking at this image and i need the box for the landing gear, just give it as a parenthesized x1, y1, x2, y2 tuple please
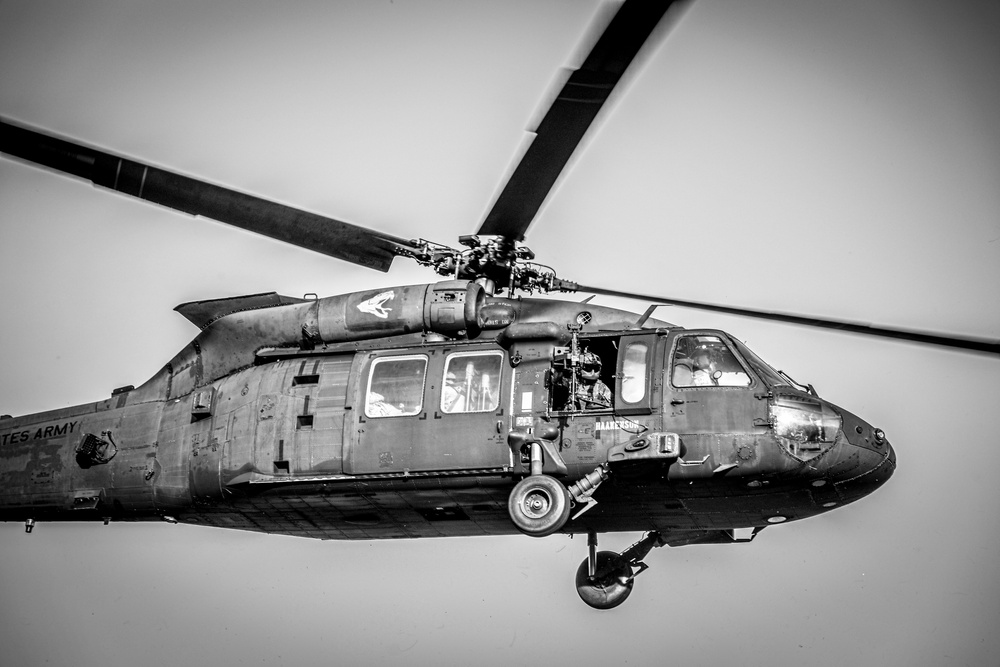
(507, 474, 571, 537)
(576, 549, 634, 609)
(575, 531, 665, 609)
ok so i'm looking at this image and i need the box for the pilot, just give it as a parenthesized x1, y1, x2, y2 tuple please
(567, 351, 612, 410)
(690, 345, 717, 386)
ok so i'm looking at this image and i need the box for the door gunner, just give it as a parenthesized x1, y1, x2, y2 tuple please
(567, 351, 612, 409)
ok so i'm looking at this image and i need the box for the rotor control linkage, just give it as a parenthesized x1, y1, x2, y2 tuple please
(400, 236, 555, 295)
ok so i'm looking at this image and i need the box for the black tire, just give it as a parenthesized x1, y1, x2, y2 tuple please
(507, 474, 571, 537)
(575, 551, 634, 610)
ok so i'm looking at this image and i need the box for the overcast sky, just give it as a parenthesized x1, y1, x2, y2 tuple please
(1, 1, 998, 665)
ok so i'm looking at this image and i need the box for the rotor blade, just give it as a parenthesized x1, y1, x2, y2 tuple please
(1, 119, 417, 272)
(477, 0, 683, 241)
(562, 281, 1000, 355)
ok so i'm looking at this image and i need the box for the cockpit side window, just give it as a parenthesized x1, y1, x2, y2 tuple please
(365, 355, 427, 417)
(442, 351, 503, 414)
(671, 335, 751, 388)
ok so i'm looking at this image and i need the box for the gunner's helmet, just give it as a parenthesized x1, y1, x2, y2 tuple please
(580, 351, 602, 382)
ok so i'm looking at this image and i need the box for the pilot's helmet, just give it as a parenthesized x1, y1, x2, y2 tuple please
(580, 351, 602, 381)
(692, 344, 714, 367)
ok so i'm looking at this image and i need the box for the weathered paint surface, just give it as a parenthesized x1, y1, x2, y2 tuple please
(1, 283, 894, 544)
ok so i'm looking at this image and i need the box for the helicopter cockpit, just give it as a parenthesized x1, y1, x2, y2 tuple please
(667, 332, 845, 463)
(671, 334, 751, 388)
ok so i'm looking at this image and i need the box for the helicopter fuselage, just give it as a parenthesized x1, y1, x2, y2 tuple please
(0, 281, 895, 545)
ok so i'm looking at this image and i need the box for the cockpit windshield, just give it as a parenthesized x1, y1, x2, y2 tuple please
(729, 338, 788, 388)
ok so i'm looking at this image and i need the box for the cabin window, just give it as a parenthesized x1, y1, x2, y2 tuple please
(671, 335, 751, 388)
(365, 355, 427, 417)
(442, 351, 503, 414)
(620, 342, 649, 403)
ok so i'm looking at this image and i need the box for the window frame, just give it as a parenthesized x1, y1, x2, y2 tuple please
(364, 353, 429, 418)
(440, 350, 505, 415)
(619, 340, 650, 405)
(612, 332, 659, 416)
(669, 333, 755, 390)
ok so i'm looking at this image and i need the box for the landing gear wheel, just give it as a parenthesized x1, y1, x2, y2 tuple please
(507, 474, 570, 537)
(575, 551, 634, 610)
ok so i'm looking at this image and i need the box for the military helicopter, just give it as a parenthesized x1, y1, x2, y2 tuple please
(1, 0, 994, 611)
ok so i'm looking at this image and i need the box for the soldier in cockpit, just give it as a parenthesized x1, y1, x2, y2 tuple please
(690, 345, 717, 386)
(672, 336, 752, 387)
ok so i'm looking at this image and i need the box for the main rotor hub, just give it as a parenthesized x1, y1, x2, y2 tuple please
(400, 235, 555, 296)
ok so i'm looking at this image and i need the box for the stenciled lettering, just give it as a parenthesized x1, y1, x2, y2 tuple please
(1, 430, 30, 446)
(595, 419, 642, 432)
(1, 420, 78, 446)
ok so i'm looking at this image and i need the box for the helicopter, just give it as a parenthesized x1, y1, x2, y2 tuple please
(1, 0, 995, 611)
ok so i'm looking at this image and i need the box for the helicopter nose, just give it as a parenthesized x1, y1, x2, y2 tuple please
(836, 435, 896, 504)
(868, 438, 895, 484)
(829, 405, 896, 495)
(864, 425, 895, 481)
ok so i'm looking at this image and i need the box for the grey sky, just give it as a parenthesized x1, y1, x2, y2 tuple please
(1, 1, 998, 665)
